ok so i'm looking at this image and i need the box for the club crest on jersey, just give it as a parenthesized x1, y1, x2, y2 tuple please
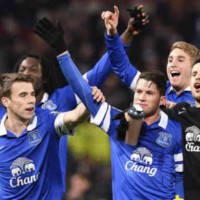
(41, 100, 57, 111)
(156, 132, 172, 147)
(9, 157, 40, 188)
(28, 130, 42, 146)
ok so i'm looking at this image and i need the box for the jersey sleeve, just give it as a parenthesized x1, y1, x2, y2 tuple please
(105, 33, 140, 90)
(50, 85, 78, 111)
(173, 122, 183, 173)
(57, 52, 105, 118)
(84, 53, 112, 87)
(84, 43, 131, 88)
(173, 122, 184, 198)
(54, 113, 75, 136)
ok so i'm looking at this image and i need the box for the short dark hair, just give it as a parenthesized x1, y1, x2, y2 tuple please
(138, 71, 167, 96)
(193, 57, 200, 67)
(13, 53, 67, 95)
(0, 73, 34, 100)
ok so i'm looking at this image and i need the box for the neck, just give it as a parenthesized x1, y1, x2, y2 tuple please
(173, 85, 189, 95)
(195, 100, 200, 108)
(144, 110, 160, 125)
(5, 114, 29, 137)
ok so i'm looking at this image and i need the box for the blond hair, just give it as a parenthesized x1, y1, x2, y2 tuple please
(170, 41, 200, 65)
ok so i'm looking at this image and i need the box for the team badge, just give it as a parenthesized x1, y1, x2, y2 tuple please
(41, 100, 57, 111)
(156, 132, 172, 147)
(28, 130, 42, 146)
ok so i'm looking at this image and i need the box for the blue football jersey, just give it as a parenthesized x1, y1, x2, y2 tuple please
(0, 105, 5, 119)
(38, 51, 112, 192)
(0, 110, 69, 199)
(0, 51, 113, 195)
(57, 52, 183, 200)
(104, 34, 193, 199)
(91, 104, 183, 200)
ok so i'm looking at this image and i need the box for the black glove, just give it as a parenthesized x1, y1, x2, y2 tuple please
(33, 17, 67, 55)
(127, 104, 144, 119)
(127, 5, 148, 31)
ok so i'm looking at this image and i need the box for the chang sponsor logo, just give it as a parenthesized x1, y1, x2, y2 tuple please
(185, 126, 200, 152)
(125, 147, 157, 177)
(9, 157, 40, 188)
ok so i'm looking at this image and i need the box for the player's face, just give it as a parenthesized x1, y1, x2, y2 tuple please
(18, 57, 44, 95)
(133, 79, 164, 117)
(190, 63, 200, 106)
(167, 48, 192, 93)
(6, 82, 36, 121)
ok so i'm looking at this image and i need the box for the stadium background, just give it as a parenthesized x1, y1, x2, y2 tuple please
(0, 0, 200, 199)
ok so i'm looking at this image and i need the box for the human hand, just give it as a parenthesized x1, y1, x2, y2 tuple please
(101, 5, 119, 36)
(126, 104, 144, 120)
(126, 5, 149, 36)
(91, 86, 105, 103)
(162, 100, 176, 108)
(33, 17, 67, 55)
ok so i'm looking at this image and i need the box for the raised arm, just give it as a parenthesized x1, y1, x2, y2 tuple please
(102, 5, 148, 90)
(84, 5, 148, 87)
(33, 18, 106, 118)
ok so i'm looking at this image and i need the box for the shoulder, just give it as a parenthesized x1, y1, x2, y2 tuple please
(51, 85, 71, 96)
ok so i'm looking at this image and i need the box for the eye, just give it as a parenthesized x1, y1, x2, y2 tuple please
(147, 91, 153, 95)
(31, 92, 36, 97)
(192, 71, 197, 77)
(168, 58, 172, 63)
(30, 67, 38, 72)
(19, 93, 27, 97)
(178, 59, 184, 62)
(18, 67, 25, 73)
(135, 89, 142, 94)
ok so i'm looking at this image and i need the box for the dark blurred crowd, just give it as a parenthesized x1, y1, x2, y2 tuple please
(1, 0, 200, 199)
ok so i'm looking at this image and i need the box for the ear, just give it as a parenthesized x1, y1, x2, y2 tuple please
(1, 97, 10, 108)
(159, 96, 166, 106)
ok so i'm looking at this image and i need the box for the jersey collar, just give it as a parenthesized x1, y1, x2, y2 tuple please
(0, 113, 38, 136)
(167, 85, 191, 94)
(158, 111, 168, 129)
(40, 92, 49, 103)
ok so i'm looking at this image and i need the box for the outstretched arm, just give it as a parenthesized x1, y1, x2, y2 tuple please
(33, 18, 107, 118)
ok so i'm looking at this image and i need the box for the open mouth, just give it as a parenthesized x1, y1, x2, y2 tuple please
(26, 107, 34, 112)
(170, 70, 180, 77)
(194, 83, 200, 89)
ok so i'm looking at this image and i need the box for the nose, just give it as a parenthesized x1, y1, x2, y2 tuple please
(138, 92, 146, 101)
(27, 95, 36, 104)
(22, 69, 29, 75)
(169, 59, 178, 67)
(196, 72, 200, 80)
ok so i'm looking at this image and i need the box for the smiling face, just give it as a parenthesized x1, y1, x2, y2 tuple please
(167, 48, 192, 93)
(190, 62, 200, 107)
